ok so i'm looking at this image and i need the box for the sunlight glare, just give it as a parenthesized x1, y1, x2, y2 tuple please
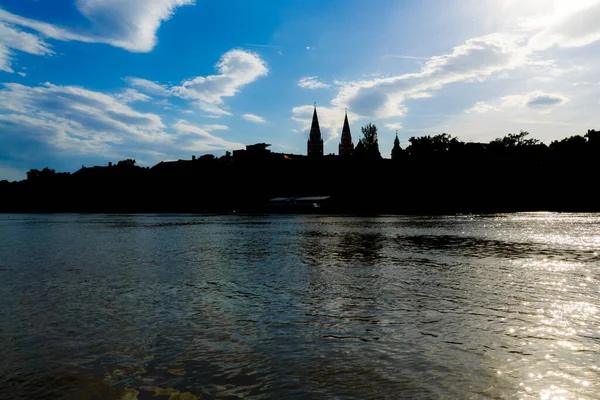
(553, 0, 598, 16)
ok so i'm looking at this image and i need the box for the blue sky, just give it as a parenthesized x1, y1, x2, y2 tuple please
(1, 0, 600, 180)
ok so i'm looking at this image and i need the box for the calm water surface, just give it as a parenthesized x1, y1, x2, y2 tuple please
(0, 213, 599, 399)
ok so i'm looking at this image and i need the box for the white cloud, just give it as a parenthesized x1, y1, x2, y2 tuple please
(129, 49, 268, 116)
(243, 113, 266, 123)
(0, 1, 195, 53)
(0, 81, 244, 163)
(332, 33, 530, 119)
(465, 92, 568, 116)
(429, 89, 578, 144)
(0, 44, 12, 73)
(466, 101, 501, 114)
(203, 124, 229, 131)
(17, 72, 26, 77)
(75, 0, 195, 52)
(529, 0, 600, 50)
(116, 88, 152, 103)
(384, 123, 403, 130)
(0, 22, 54, 56)
(0, 21, 54, 73)
(0, 82, 169, 154)
(125, 77, 171, 96)
(0, 8, 99, 44)
(291, 105, 360, 141)
(175, 50, 268, 115)
(173, 120, 244, 152)
(501, 91, 569, 109)
(153, 98, 174, 110)
(573, 81, 597, 86)
(297, 76, 330, 89)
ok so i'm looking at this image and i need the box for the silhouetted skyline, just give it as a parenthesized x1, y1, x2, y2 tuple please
(2, 128, 599, 214)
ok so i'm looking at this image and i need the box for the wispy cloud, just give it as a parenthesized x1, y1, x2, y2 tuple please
(128, 49, 269, 116)
(125, 78, 172, 97)
(203, 124, 229, 131)
(528, 1, 600, 50)
(384, 123, 403, 130)
(0, 81, 242, 163)
(243, 113, 266, 123)
(245, 43, 280, 49)
(502, 91, 569, 109)
(297, 76, 330, 89)
(0, 0, 195, 53)
(0, 21, 54, 73)
(173, 120, 244, 152)
(116, 89, 152, 104)
(467, 92, 569, 114)
(466, 101, 501, 114)
(332, 33, 530, 119)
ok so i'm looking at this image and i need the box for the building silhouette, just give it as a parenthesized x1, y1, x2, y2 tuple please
(338, 109, 354, 156)
(391, 131, 402, 160)
(307, 104, 324, 157)
(233, 143, 272, 162)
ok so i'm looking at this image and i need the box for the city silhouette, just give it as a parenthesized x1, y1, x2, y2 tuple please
(1, 106, 598, 214)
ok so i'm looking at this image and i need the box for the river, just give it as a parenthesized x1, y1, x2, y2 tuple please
(0, 213, 598, 399)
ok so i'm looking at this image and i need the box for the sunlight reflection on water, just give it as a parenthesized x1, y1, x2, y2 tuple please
(0, 212, 599, 399)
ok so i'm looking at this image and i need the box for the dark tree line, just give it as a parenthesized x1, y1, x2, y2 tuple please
(373, 129, 600, 166)
(1, 127, 599, 214)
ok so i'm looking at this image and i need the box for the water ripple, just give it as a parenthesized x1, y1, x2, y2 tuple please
(0, 213, 599, 399)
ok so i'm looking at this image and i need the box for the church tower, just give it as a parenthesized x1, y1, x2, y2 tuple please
(338, 109, 354, 156)
(391, 130, 403, 160)
(307, 104, 324, 157)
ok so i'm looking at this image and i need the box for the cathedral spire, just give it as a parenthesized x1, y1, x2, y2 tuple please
(307, 103, 323, 157)
(392, 130, 402, 160)
(339, 108, 354, 156)
(310, 104, 321, 135)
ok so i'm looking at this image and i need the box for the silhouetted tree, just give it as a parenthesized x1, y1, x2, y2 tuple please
(586, 129, 600, 148)
(117, 159, 136, 167)
(220, 151, 232, 162)
(490, 131, 540, 148)
(26, 167, 57, 181)
(26, 169, 40, 181)
(406, 133, 463, 157)
(488, 130, 548, 166)
(550, 135, 587, 155)
(200, 154, 216, 161)
(357, 123, 381, 159)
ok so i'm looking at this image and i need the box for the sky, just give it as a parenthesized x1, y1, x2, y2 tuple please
(1, 0, 600, 180)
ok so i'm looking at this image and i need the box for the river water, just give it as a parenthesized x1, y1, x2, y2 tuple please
(0, 213, 598, 399)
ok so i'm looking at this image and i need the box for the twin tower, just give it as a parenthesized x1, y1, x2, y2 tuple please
(307, 105, 354, 157)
